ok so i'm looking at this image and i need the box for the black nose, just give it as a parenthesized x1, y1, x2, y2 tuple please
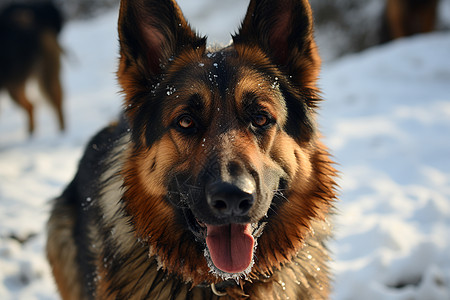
(206, 181, 255, 217)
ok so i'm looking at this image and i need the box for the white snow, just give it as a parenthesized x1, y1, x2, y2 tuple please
(321, 33, 450, 300)
(0, 1, 449, 299)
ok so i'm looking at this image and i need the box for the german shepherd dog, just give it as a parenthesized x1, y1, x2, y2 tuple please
(382, 0, 439, 42)
(47, 0, 337, 299)
(0, 1, 64, 134)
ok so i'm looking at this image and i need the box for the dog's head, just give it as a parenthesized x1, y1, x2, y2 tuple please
(118, 0, 335, 285)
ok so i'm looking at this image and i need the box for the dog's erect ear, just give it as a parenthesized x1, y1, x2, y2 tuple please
(117, 0, 206, 146)
(118, 0, 205, 78)
(233, 0, 320, 87)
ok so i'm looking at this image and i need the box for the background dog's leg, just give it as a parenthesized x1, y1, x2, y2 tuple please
(6, 83, 35, 134)
(39, 30, 65, 132)
(386, 0, 407, 39)
(417, 0, 439, 34)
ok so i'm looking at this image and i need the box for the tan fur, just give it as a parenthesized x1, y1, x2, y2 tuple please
(46, 199, 83, 300)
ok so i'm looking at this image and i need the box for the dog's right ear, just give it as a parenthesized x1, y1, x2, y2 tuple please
(117, 0, 206, 146)
(118, 0, 205, 80)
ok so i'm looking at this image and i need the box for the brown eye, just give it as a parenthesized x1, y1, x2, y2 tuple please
(252, 114, 270, 127)
(178, 115, 195, 129)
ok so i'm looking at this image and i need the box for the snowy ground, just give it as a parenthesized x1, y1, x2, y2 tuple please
(0, 1, 449, 299)
(321, 33, 450, 300)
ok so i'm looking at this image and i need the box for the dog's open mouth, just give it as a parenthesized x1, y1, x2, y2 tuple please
(183, 208, 266, 276)
(205, 223, 254, 273)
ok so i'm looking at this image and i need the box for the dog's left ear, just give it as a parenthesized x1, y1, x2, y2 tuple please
(118, 0, 205, 80)
(233, 0, 320, 87)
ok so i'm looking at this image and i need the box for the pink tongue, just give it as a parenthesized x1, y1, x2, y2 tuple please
(205, 223, 254, 273)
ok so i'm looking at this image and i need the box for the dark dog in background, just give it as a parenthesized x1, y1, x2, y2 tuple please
(0, 1, 64, 134)
(382, 0, 439, 42)
(47, 0, 337, 299)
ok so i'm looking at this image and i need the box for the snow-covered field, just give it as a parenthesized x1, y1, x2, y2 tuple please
(1, 1, 449, 299)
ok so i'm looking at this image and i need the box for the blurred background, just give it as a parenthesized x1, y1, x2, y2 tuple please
(0, 0, 449, 299)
